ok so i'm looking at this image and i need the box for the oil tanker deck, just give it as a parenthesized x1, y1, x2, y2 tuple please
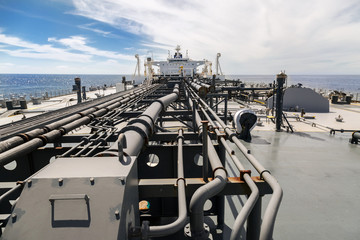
(0, 46, 359, 240)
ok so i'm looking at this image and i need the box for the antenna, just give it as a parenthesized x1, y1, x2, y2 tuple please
(216, 53, 223, 75)
(133, 54, 141, 81)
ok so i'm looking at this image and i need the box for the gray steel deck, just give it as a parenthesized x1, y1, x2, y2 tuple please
(223, 130, 359, 239)
(1, 77, 359, 239)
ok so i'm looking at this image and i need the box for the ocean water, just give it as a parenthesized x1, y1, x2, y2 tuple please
(0, 74, 133, 100)
(1, 74, 359, 100)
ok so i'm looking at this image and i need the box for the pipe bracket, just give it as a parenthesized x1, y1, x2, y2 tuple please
(260, 170, 271, 180)
(43, 126, 51, 133)
(212, 166, 228, 180)
(175, 178, 186, 187)
(239, 170, 251, 181)
(128, 118, 153, 133)
(119, 126, 148, 143)
(16, 133, 30, 142)
(38, 135, 49, 145)
(78, 112, 85, 117)
(176, 135, 185, 142)
(58, 127, 66, 135)
(153, 99, 165, 111)
(141, 114, 155, 129)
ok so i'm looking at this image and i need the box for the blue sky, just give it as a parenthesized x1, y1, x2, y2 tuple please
(0, 0, 360, 74)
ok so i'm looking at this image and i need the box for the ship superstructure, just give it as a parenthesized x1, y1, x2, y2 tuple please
(152, 45, 206, 77)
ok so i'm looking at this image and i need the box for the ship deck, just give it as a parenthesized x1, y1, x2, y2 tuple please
(223, 130, 359, 239)
(0, 80, 359, 239)
(165, 101, 359, 239)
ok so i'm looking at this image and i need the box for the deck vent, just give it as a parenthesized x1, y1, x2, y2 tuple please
(233, 109, 257, 142)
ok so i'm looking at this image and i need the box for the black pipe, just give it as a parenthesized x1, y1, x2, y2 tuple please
(0, 85, 158, 166)
(350, 131, 360, 144)
(275, 72, 286, 131)
(99, 84, 180, 157)
(0, 85, 157, 154)
(75, 77, 82, 104)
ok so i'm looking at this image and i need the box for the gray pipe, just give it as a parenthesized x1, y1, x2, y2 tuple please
(199, 82, 215, 93)
(230, 174, 259, 240)
(199, 103, 260, 239)
(0, 184, 23, 205)
(0, 128, 45, 153)
(0, 130, 62, 166)
(185, 85, 227, 238)
(100, 84, 179, 157)
(185, 79, 208, 97)
(0, 86, 157, 166)
(142, 129, 187, 238)
(219, 136, 259, 240)
(222, 130, 282, 240)
(196, 95, 283, 240)
(0, 85, 157, 154)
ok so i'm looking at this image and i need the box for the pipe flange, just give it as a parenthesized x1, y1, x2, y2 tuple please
(119, 126, 148, 142)
(81, 137, 90, 144)
(16, 133, 30, 142)
(141, 114, 155, 129)
(77, 112, 86, 117)
(43, 126, 51, 133)
(95, 139, 107, 145)
(128, 118, 153, 133)
(38, 135, 49, 145)
(43, 125, 52, 133)
(58, 127, 67, 135)
(153, 99, 165, 111)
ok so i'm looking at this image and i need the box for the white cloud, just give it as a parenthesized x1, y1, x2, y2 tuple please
(77, 23, 124, 39)
(0, 29, 136, 72)
(0, 31, 92, 62)
(0, 60, 134, 74)
(78, 23, 111, 36)
(48, 36, 134, 61)
(71, 0, 360, 74)
(105, 59, 119, 64)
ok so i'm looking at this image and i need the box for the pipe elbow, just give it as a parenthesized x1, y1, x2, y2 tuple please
(273, 183, 283, 200)
(189, 175, 226, 214)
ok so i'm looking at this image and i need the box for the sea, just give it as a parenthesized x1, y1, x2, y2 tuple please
(1, 74, 360, 101)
